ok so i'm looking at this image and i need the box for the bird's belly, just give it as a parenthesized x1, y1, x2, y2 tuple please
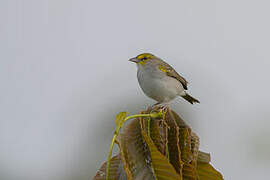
(138, 73, 183, 103)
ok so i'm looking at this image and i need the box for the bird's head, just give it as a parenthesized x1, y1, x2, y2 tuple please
(129, 53, 156, 66)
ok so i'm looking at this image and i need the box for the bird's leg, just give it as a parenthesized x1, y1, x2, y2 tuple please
(147, 102, 160, 112)
(149, 102, 170, 113)
(159, 103, 170, 112)
(150, 102, 163, 111)
(153, 102, 162, 108)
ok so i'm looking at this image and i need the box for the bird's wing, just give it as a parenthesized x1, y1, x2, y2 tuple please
(158, 61, 188, 90)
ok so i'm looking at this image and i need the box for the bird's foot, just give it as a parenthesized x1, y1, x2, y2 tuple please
(160, 105, 169, 112)
(148, 102, 170, 113)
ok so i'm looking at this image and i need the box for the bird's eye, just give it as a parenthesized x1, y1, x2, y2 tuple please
(142, 57, 147, 60)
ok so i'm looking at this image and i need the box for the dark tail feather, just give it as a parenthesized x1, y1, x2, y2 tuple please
(182, 93, 200, 104)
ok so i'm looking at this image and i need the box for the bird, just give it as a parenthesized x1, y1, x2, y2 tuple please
(129, 53, 199, 107)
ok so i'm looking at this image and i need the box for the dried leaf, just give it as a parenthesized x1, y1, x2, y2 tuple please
(139, 113, 168, 157)
(141, 130, 182, 180)
(149, 119, 168, 156)
(117, 118, 154, 180)
(164, 110, 183, 174)
(94, 154, 127, 180)
(168, 110, 198, 180)
(190, 132, 200, 167)
(197, 162, 224, 180)
(94, 108, 224, 180)
(197, 151, 211, 163)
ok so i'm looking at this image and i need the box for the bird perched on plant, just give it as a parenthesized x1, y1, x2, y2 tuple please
(129, 53, 199, 107)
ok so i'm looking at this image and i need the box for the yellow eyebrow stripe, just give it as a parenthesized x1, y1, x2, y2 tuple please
(137, 54, 145, 59)
(137, 53, 154, 60)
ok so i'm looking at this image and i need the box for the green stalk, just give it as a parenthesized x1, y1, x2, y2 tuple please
(166, 141, 170, 160)
(147, 117, 151, 137)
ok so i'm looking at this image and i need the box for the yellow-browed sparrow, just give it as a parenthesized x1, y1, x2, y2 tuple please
(129, 53, 199, 107)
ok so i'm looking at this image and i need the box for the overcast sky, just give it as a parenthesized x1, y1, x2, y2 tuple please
(1, 0, 270, 179)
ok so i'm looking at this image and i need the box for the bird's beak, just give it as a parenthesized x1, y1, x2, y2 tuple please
(129, 57, 140, 63)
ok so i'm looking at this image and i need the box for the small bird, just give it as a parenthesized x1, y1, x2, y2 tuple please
(129, 53, 199, 107)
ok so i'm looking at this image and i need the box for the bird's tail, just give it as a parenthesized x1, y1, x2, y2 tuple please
(181, 93, 200, 104)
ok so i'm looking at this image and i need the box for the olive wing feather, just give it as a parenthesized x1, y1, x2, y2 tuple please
(159, 61, 188, 90)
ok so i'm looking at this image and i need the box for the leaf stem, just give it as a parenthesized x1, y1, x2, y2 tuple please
(147, 117, 151, 137)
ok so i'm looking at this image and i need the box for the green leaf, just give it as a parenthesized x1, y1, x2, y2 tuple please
(115, 112, 127, 128)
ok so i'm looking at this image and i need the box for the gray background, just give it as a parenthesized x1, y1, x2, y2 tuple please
(1, 0, 269, 179)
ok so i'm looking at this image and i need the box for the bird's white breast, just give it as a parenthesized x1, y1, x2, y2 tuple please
(137, 64, 184, 103)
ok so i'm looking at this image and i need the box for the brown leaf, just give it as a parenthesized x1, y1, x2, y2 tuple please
(168, 110, 198, 180)
(197, 151, 211, 163)
(197, 162, 224, 180)
(93, 154, 127, 180)
(117, 118, 154, 180)
(94, 108, 224, 180)
(141, 130, 182, 180)
(139, 111, 168, 157)
(164, 110, 183, 175)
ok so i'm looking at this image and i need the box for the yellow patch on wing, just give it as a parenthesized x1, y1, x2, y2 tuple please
(159, 65, 168, 72)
